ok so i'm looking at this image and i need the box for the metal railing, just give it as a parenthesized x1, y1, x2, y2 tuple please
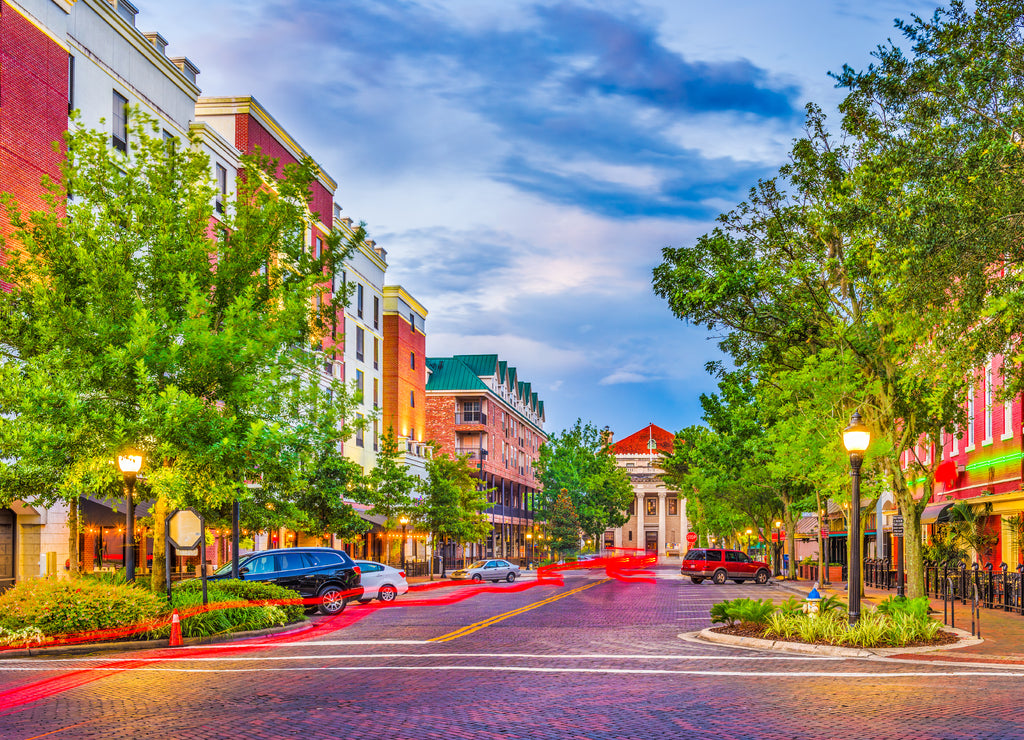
(924, 559, 1024, 623)
(455, 412, 487, 425)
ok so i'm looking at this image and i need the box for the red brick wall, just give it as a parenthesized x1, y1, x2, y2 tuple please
(235, 113, 333, 228)
(382, 313, 426, 441)
(0, 0, 68, 291)
(425, 395, 457, 452)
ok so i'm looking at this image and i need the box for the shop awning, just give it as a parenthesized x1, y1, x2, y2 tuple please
(920, 502, 954, 525)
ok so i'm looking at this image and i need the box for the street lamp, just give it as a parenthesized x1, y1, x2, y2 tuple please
(745, 528, 753, 556)
(843, 410, 871, 625)
(117, 451, 142, 583)
(399, 516, 408, 570)
(526, 532, 533, 567)
(773, 520, 783, 577)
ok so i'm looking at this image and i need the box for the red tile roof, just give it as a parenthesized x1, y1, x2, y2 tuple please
(613, 424, 675, 455)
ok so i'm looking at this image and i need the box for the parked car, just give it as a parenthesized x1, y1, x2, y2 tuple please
(209, 547, 363, 614)
(680, 548, 771, 585)
(450, 559, 521, 583)
(354, 560, 409, 603)
(577, 553, 602, 562)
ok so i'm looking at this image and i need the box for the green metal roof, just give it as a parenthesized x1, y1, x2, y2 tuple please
(425, 357, 490, 392)
(453, 354, 499, 377)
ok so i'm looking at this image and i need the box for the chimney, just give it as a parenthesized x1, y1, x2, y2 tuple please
(113, 0, 138, 26)
(170, 57, 200, 85)
(144, 32, 168, 55)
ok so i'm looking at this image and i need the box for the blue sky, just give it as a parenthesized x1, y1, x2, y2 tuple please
(143, 0, 937, 439)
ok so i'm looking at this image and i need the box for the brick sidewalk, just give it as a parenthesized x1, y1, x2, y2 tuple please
(779, 577, 1024, 663)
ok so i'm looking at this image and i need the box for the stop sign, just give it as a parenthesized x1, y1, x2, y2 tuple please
(686, 532, 698, 545)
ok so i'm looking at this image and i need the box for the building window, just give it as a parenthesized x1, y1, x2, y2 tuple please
(355, 326, 364, 362)
(409, 311, 415, 330)
(645, 498, 657, 516)
(373, 378, 379, 407)
(355, 369, 364, 397)
(373, 419, 379, 452)
(984, 366, 993, 443)
(373, 296, 379, 329)
(215, 163, 226, 214)
(967, 387, 976, 450)
(357, 284, 364, 319)
(410, 351, 416, 370)
(355, 414, 364, 447)
(410, 390, 416, 408)
(68, 55, 75, 114)
(112, 90, 128, 152)
(373, 337, 379, 370)
(1004, 397, 1014, 440)
(668, 498, 678, 516)
(314, 236, 323, 260)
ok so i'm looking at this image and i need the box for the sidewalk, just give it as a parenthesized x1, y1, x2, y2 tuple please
(776, 577, 1024, 664)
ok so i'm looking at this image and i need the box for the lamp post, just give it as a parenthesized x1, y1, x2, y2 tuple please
(745, 528, 753, 556)
(399, 516, 408, 570)
(117, 451, 142, 583)
(773, 520, 783, 576)
(842, 410, 871, 625)
(526, 532, 533, 566)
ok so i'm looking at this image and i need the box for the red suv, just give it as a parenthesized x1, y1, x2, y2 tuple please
(680, 548, 771, 585)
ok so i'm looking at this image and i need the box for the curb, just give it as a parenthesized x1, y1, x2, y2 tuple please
(686, 626, 982, 658)
(0, 618, 310, 660)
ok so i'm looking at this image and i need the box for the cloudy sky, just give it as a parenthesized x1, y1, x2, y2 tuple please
(142, 0, 937, 439)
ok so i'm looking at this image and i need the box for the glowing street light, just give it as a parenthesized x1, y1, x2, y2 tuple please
(843, 410, 871, 625)
(117, 451, 143, 583)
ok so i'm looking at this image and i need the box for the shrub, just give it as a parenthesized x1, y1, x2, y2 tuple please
(732, 598, 775, 625)
(0, 577, 166, 638)
(174, 579, 305, 623)
(0, 625, 45, 648)
(877, 596, 930, 621)
(777, 596, 804, 617)
(146, 579, 306, 639)
(819, 594, 847, 614)
(710, 600, 735, 626)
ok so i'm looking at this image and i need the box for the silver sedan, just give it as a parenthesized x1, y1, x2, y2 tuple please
(450, 559, 521, 583)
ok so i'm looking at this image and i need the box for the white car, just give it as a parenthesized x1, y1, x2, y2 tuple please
(354, 560, 409, 603)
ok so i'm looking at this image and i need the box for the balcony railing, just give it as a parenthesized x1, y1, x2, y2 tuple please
(456, 447, 488, 461)
(455, 412, 487, 425)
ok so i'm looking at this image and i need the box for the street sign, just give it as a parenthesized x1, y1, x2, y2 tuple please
(892, 515, 904, 537)
(686, 532, 698, 545)
(168, 509, 203, 550)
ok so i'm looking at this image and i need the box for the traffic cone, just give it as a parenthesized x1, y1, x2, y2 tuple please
(169, 609, 182, 647)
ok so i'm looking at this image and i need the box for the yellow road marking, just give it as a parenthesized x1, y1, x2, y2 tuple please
(430, 579, 611, 642)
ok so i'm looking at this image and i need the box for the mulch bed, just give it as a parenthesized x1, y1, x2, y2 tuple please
(710, 623, 961, 648)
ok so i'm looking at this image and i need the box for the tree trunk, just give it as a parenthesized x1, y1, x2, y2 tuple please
(151, 495, 167, 594)
(816, 492, 824, 585)
(67, 496, 79, 576)
(900, 499, 926, 598)
(784, 511, 797, 579)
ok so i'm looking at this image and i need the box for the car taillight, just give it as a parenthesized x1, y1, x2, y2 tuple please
(399, 571, 406, 579)
(353, 566, 361, 576)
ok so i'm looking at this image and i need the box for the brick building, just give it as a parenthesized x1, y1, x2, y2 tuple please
(603, 424, 688, 558)
(425, 355, 546, 563)
(382, 285, 430, 478)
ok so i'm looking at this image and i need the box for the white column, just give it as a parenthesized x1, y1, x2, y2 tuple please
(658, 492, 667, 555)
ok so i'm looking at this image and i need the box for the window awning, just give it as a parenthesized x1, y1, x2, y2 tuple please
(920, 502, 954, 525)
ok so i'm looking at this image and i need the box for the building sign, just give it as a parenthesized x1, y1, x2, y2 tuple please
(892, 515, 904, 537)
(168, 509, 203, 550)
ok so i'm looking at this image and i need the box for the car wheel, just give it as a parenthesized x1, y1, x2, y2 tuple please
(712, 569, 727, 585)
(318, 586, 346, 615)
(472, 574, 482, 582)
(690, 577, 704, 584)
(506, 572, 517, 583)
(378, 585, 398, 602)
(733, 579, 745, 584)
(755, 569, 770, 585)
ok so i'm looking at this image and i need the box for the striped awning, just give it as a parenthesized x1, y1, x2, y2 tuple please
(920, 502, 954, 525)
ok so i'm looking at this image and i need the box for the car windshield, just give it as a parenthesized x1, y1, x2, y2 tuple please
(469, 560, 489, 570)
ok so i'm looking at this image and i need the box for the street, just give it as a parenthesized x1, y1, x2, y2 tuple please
(2, 565, 1024, 740)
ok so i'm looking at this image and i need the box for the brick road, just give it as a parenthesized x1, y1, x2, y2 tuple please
(2, 566, 1024, 739)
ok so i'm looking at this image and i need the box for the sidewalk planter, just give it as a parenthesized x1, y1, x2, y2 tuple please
(829, 565, 844, 583)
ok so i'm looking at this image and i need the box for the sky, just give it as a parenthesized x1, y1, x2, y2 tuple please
(141, 0, 939, 439)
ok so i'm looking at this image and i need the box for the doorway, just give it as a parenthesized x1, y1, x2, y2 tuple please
(0, 508, 14, 592)
(645, 530, 658, 554)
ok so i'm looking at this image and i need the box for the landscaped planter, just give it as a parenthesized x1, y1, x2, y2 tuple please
(829, 565, 844, 583)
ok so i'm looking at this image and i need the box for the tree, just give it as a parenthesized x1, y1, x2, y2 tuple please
(365, 428, 419, 564)
(548, 488, 581, 560)
(536, 420, 633, 547)
(419, 450, 491, 577)
(0, 112, 363, 589)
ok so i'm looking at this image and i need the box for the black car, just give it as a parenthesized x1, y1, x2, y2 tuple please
(210, 547, 363, 614)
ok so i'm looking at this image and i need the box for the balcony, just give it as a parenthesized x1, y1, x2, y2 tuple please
(455, 412, 487, 425)
(456, 447, 488, 461)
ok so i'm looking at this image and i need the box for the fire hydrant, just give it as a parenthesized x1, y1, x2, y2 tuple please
(802, 582, 822, 617)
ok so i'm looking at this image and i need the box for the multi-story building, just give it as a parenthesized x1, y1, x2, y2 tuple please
(0, 0, 220, 589)
(901, 354, 1024, 569)
(602, 424, 688, 558)
(425, 355, 546, 563)
(334, 224, 387, 472)
(381, 285, 430, 478)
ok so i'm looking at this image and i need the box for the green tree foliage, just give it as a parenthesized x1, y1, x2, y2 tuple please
(419, 450, 491, 575)
(0, 112, 365, 587)
(536, 419, 632, 545)
(365, 428, 420, 564)
(548, 487, 581, 558)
